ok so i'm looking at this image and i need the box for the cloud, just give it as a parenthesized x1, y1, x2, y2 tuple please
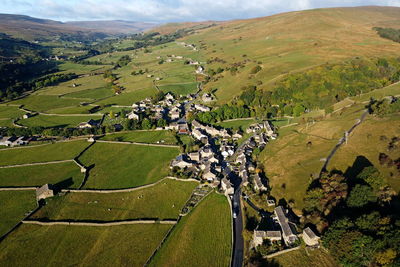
(0, 0, 399, 22)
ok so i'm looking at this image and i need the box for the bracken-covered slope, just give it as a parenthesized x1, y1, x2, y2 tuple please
(167, 6, 400, 104)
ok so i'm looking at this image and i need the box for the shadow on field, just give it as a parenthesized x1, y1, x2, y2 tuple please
(344, 155, 373, 180)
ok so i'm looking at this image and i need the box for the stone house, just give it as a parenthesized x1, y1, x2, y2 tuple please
(274, 206, 298, 246)
(302, 227, 320, 247)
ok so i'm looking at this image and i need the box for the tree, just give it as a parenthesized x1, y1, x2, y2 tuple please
(141, 118, 152, 130)
(346, 184, 376, 208)
(375, 249, 397, 266)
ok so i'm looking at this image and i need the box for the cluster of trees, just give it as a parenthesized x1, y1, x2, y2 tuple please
(236, 58, 400, 118)
(303, 165, 399, 266)
(0, 34, 59, 100)
(115, 55, 131, 68)
(195, 104, 252, 124)
(368, 97, 400, 116)
(33, 73, 77, 89)
(374, 27, 400, 43)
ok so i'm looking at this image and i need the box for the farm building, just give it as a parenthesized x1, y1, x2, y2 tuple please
(36, 184, 54, 201)
(302, 227, 320, 247)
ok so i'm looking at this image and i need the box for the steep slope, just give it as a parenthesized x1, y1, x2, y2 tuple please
(177, 6, 400, 103)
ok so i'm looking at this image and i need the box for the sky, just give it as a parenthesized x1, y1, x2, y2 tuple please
(0, 0, 399, 22)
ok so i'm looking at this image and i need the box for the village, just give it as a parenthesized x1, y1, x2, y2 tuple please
(0, 84, 321, 257)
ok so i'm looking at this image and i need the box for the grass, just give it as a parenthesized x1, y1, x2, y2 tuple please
(350, 82, 400, 103)
(80, 142, 179, 189)
(328, 114, 400, 192)
(0, 105, 25, 119)
(0, 140, 90, 167)
(274, 246, 338, 267)
(19, 114, 102, 128)
(32, 179, 197, 221)
(179, 7, 400, 104)
(57, 62, 108, 74)
(10, 95, 83, 113)
(95, 87, 157, 106)
(0, 191, 37, 237)
(38, 75, 109, 96)
(0, 162, 84, 188)
(63, 87, 114, 100)
(157, 82, 198, 96)
(259, 104, 366, 212)
(150, 192, 232, 267)
(100, 130, 178, 145)
(216, 118, 256, 130)
(0, 223, 171, 267)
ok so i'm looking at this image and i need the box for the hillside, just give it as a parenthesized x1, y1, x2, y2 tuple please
(65, 20, 157, 34)
(0, 14, 156, 40)
(174, 6, 400, 104)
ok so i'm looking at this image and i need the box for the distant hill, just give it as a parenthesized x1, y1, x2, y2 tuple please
(65, 20, 157, 35)
(0, 14, 157, 40)
(172, 6, 400, 104)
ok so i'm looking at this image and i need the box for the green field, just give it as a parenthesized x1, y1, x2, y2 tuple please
(80, 142, 179, 189)
(0, 105, 25, 119)
(100, 130, 178, 145)
(19, 114, 102, 128)
(157, 82, 198, 96)
(57, 62, 108, 74)
(216, 118, 256, 130)
(39, 75, 109, 96)
(274, 246, 338, 267)
(95, 87, 157, 106)
(0, 191, 37, 237)
(0, 140, 90, 167)
(260, 104, 366, 212)
(150, 192, 232, 267)
(10, 95, 83, 113)
(0, 224, 171, 266)
(32, 179, 197, 221)
(0, 162, 83, 188)
(329, 114, 400, 191)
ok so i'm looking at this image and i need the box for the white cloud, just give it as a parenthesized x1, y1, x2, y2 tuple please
(0, 0, 399, 22)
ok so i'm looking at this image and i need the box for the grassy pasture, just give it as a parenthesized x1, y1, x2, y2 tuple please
(19, 114, 101, 128)
(260, 104, 367, 212)
(32, 179, 197, 221)
(38, 75, 108, 96)
(0, 119, 13, 128)
(180, 7, 400, 104)
(216, 118, 257, 130)
(0, 140, 89, 167)
(350, 82, 400, 103)
(150, 192, 232, 267)
(100, 130, 178, 144)
(0, 223, 171, 267)
(95, 87, 157, 106)
(10, 95, 83, 113)
(57, 62, 108, 74)
(0, 191, 37, 237)
(274, 246, 338, 267)
(0, 105, 25, 119)
(329, 114, 400, 191)
(63, 87, 114, 100)
(0, 161, 83, 188)
(157, 82, 198, 96)
(80, 142, 179, 189)
(45, 105, 96, 114)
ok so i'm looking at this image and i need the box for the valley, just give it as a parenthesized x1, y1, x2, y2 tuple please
(0, 5, 399, 267)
